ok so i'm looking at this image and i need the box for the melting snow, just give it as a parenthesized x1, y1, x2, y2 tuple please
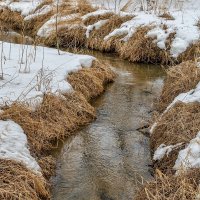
(0, 42, 94, 108)
(153, 143, 183, 161)
(174, 132, 200, 171)
(0, 120, 41, 174)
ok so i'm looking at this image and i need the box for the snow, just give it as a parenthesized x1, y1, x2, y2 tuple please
(86, 19, 108, 38)
(95, 0, 200, 57)
(0, 120, 41, 174)
(153, 143, 183, 161)
(174, 132, 200, 171)
(166, 80, 200, 112)
(7, 0, 43, 16)
(37, 13, 80, 37)
(0, 42, 95, 108)
(147, 26, 174, 50)
(24, 4, 53, 21)
(81, 9, 114, 21)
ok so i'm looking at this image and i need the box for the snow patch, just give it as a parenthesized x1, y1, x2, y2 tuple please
(174, 132, 200, 171)
(81, 9, 114, 21)
(86, 19, 108, 38)
(0, 120, 41, 174)
(153, 143, 183, 161)
(0, 42, 95, 108)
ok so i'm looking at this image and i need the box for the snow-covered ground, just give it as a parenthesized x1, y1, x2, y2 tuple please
(0, 42, 94, 108)
(0, 120, 41, 174)
(0, 1, 199, 59)
(0, 41, 94, 173)
(22, 0, 199, 59)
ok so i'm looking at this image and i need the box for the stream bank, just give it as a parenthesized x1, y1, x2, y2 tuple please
(52, 51, 165, 200)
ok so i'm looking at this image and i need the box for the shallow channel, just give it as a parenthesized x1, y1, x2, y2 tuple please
(52, 51, 165, 200)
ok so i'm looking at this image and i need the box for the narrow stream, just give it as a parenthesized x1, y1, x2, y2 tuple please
(52, 52, 165, 200)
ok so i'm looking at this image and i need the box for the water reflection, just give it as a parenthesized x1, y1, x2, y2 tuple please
(52, 51, 165, 200)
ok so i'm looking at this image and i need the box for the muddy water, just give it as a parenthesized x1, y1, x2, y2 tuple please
(52, 51, 165, 200)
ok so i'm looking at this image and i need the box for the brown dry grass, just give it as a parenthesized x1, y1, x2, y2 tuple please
(178, 41, 200, 63)
(152, 102, 200, 150)
(156, 61, 200, 113)
(57, 0, 96, 16)
(119, 25, 174, 64)
(67, 60, 116, 100)
(83, 12, 114, 26)
(0, 59, 115, 199)
(44, 25, 86, 48)
(33, 0, 53, 13)
(0, 92, 95, 157)
(86, 15, 133, 52)
(0, 8, 24, 31)
(101, 34, 127, 53)
(159, 12, 175, 20)
(38, 156, 56, 179)
(151, 102, 200, 172)
(76, 0, 96, 15)
(0, 159, 50, 200)
(135, 169, 200, 200)
(25, 10, 53, 37)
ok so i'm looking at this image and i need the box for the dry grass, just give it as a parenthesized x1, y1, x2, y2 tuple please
(76, 0, 96, 15)
(135, 169, 200, 200)
(152, 102, 200, 150)
(25, 10, 53, 37)
(159, 12, 175, 20)
(44, 25, 86, 48)
(0, 31, 33, 44)
(156, 61, 200, 113)
(86, 15, 133, 52)
(0, 8, 24, 31)
(101, 34, 127, 53)
(119, 25, 174, 64)
(0, 92, 95, 157)
(0, 159, 50, 200)
(67, 60, 116, 100)
(151, 102, 200, 172)
(178, 41, 200, 63)
(83, 12, 114, 26)
(0, 59, 115, 199)
(38, 156, 56, 179)
(56, 0, 96, 16)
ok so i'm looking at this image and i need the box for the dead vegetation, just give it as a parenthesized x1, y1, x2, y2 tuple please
(83, 12, 114, 26)
(156, 61, 200, 112)
(178, 41, 200, 62)
(135, 169, 200, 200)
(24, 10, 53, 37)
(119, 25, 174, 64)
(159, 12, 175, 20)
(86, 15, 133, 52)
(45, 25, 86, 48)
(75, 0, 96, 15)
(0, 59, 115, 178)
(68, 60, 116, 99)
(0, 92, 95, 157)
(0, 159, 50, 200)
(0, 8, 24, 31)
(150, 101, 200, 174)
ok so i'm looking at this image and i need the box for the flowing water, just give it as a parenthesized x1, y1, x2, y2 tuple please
(52, 51, 165, 200)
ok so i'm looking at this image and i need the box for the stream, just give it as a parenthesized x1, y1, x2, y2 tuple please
(52, 51, 165, 200)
